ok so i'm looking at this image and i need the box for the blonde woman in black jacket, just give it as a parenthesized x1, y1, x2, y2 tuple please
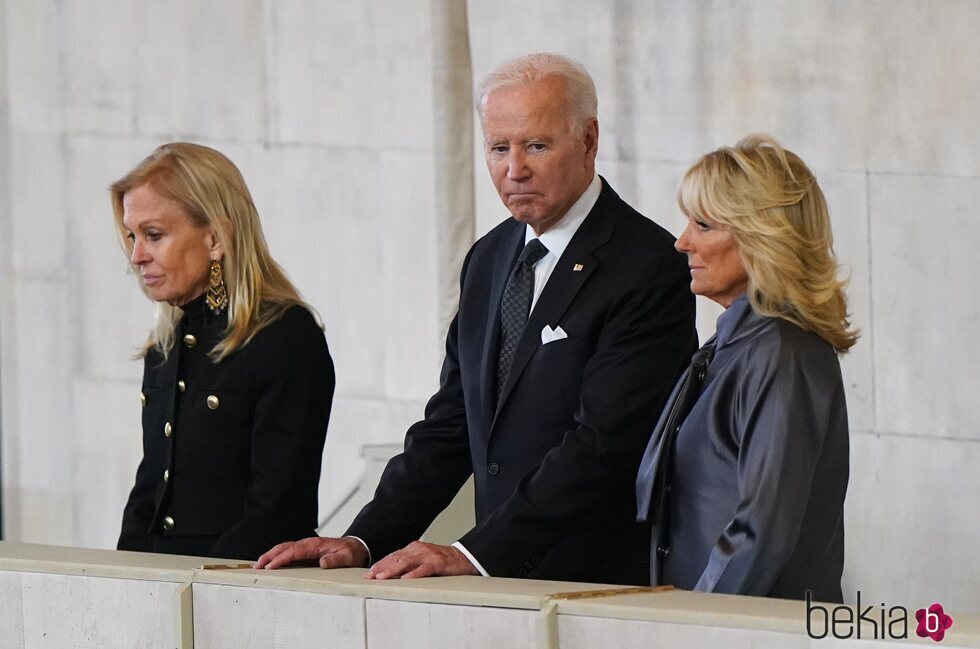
(112, 143, 334, 560)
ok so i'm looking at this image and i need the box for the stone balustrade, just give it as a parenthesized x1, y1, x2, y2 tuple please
(2, 541, 978, 648)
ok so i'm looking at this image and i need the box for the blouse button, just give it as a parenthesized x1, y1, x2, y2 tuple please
(162, 516, 175, 531)
(177, 380, 186, 393)
(207, 395, 220, 410)
(183, 334, 197, 348)
(139, 392, 146, 407)
(164, 422, 173, 438)
(163, 469, 170, 482)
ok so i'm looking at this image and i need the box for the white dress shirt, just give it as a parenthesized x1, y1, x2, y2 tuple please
(526, 173, 602, 313)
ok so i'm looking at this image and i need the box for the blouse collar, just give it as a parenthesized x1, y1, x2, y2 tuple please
(178, 292, 227, 328)
(713, 294, 768, 351)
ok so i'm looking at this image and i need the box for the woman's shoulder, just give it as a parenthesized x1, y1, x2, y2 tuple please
(273, 302, 320, 326)
(740, 315, 840, 378)
(236, 303, 330, 376)
(772, 317, 837, 358)
(254, 303, 324, 344)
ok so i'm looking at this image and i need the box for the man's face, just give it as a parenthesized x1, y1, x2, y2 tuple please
(481, 77, 597, 235)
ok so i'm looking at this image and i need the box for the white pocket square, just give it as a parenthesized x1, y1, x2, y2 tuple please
(541, 325, 568, 345)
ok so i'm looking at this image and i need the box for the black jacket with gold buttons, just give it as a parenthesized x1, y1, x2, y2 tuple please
(118, 294, 335, 560)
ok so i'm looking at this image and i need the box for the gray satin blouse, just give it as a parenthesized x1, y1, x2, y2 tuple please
(660, 295, 849, 601)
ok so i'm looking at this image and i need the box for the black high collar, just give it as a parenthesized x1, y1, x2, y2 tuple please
(178, 292, 227, 328)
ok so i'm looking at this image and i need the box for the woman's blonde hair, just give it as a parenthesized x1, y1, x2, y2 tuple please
(111, 142, 314, 361)
(678, 134, 858, 353)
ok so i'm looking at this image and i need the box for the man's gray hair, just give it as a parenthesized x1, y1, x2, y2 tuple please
(476, 53, 598, 137)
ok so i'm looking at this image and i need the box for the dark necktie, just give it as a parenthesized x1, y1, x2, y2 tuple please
(497, 238, 549, 399)
(635, 338, 716, 581)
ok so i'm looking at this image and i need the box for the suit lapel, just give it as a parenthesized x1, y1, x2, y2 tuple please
(480, 223, 525, 427)
(493, 184, 618, 424)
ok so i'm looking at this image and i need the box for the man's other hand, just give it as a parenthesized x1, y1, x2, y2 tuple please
(255, 536, 368, 570)
(365, 541, 479, 579)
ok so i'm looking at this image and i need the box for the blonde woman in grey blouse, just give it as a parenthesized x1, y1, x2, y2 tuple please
(636, 134, 858, 601)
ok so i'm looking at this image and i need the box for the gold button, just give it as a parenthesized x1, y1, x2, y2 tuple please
(139, 392, 146, 407)
(163, 469, 170, 482)
(177, 380, 186, 393)
(183, 334, 197, 348)
(162, 516, 175, 531)
(164, 422, 173, 438)
(207, 395, 220, 410)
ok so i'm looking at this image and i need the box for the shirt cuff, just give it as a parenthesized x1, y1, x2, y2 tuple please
(344, 536, 372, 567)
(452, 541, 490, 577)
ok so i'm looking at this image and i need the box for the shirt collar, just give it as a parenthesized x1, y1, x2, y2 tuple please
(714, 293, 775, 350)
(524, 173, 601, 257)
(714, 293, 751, 350)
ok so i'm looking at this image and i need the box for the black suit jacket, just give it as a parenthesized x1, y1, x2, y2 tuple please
(347, 179, 696, 583)
(118, 296, 335, 560)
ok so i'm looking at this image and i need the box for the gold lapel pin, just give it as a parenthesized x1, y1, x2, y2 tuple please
(573, 263, 584, 272)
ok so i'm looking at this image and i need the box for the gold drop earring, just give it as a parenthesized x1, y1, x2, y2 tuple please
(206, 258, 228, 314)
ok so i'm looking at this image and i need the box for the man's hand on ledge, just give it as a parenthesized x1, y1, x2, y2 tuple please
(255, 536, 367, 570)
(366, 541, 479, 580)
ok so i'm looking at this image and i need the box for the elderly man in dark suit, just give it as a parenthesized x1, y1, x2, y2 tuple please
(257, 53, 696, 585)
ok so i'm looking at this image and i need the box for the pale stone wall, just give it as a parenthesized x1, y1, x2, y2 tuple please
(464, 1, 980, 613)
(2, 0, 979, 613)
(0, 0, 460, 551)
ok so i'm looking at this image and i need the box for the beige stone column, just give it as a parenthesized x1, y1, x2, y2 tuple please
(431, 0, 475, 334)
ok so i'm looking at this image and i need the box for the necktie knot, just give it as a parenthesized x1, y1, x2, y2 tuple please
(518, 238, 548, 268)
